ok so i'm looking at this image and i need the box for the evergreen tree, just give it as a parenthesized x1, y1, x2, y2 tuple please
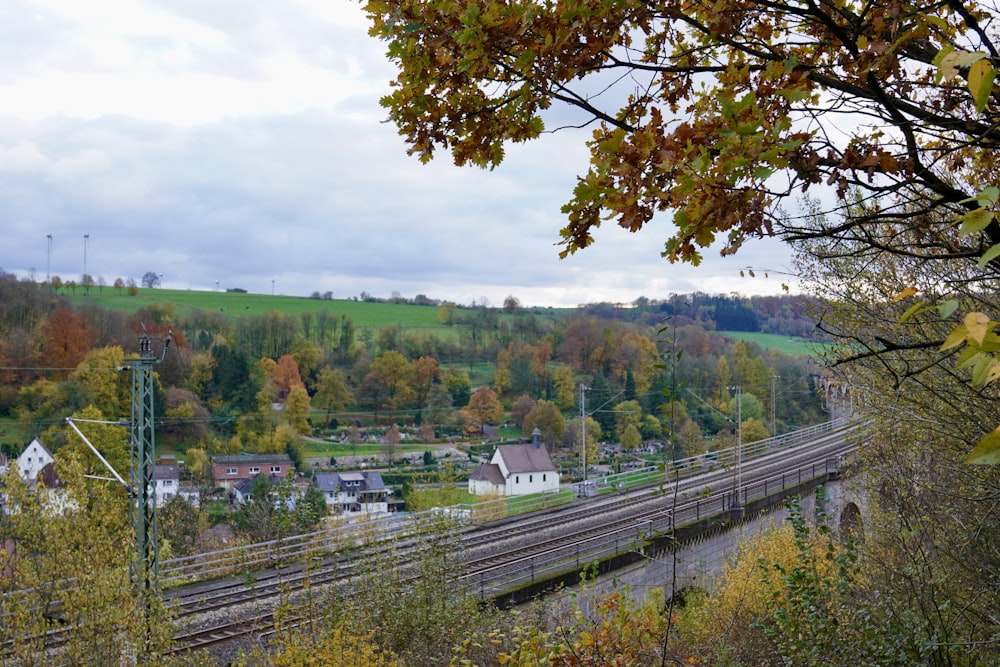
(587, 372, 616, 439)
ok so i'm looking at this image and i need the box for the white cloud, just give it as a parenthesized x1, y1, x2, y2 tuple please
(0, 0, 798, 307)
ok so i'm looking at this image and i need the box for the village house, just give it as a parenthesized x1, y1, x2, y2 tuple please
(154, 463, 179, 507)
(15, 436, 54, 484)
(468, 430, 560, 497)
(232, 472, 310, 507)
(210, 453, 294, 491)
(313, 471, 390, 514)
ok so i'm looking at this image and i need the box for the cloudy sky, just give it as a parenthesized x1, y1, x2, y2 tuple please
(1, 0, 798, 308)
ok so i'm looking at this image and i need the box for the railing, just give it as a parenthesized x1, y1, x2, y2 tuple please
(449, 418, 848, 521)
(160, 419, 851, 587)
(464, 455, 845, 600)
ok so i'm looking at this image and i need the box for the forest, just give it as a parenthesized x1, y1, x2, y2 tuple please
(0, 271, 827, 466)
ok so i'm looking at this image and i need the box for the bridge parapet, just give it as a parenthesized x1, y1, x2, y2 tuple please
(480, 452, 857, 605)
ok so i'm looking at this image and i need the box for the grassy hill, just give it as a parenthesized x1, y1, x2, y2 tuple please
(65, 288, 823, 356)
(70, 288, 453, 331)
(717, 331, 824, 357)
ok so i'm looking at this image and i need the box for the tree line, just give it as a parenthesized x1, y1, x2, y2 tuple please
(0, 271, 825, 468)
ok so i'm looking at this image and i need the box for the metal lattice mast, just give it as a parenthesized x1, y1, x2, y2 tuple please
(124, 331, 171, 600)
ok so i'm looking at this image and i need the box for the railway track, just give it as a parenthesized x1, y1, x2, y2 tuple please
(7, 420, 865, 659)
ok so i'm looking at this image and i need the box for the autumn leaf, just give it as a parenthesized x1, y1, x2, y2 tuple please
(967, 426, 1000, 464)
(891, 286, 919, 303)
(964, 312, 994, 345)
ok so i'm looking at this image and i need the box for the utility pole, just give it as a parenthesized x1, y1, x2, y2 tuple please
(46, 234, 52, 284)
(121, 331, 172, 620)
(728, 385, 742, 510)
(83, 233, 89, 287)
(65, 330, 171, 656)
(579, 383, 589, 483)
(770, 371, 778, 436)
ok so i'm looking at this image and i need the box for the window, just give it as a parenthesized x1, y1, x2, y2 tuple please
(249, 467, 260, 474)
(543, 474, 547, 482)
(515, 476, 520, 484)
(226, 468, 238, 475)
(270, 466, 281, 473)
(529, 475, 533, 483)
(163, 480, 174, 487)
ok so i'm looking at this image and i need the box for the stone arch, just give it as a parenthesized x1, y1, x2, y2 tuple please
(839, 501, 863, 541)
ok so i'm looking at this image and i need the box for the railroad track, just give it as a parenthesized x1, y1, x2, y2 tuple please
(7, 420, 864, 660)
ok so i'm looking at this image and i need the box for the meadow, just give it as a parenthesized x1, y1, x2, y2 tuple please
(66, 288, 821, 357)
(68, 288, 449, 330)
(716, 331, 823, 357)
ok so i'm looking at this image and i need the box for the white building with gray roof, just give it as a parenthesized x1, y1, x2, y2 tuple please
(468, 432, 559, 497)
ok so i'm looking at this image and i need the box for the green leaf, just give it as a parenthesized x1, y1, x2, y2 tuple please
(754, 166, 775, 180)
(778, 87, 811, 102)
(971, 354, 998, 385)
(969, 59, 996, 113)
(898, 300, 929, 324)
(978, 243, 1000, 268)
(967, 426, 1000, 464)
(941, 323, 969, 351)
(937, 299, 959, 318)
(957, 208, 994, 235)
(978, 186, 1000, 207)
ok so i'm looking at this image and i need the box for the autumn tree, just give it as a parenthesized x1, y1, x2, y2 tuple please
(271, 354, 303, 400)
(366, 0, 1000, 272)
(290, 338, 324, 389)
(69, 345, 129, 419)
(369, 350, 415, 409)
(442, 367, 472, 407)
(285, 383, 313, 435)
(315, 366, 356, 423)
(382, 424, 402, 465)
(614, 400, 644, 442)
(510, 394, 536, 430)
(41, 306, 97, 374)
(162, 386, 211, 445)
(465, 386, 504, 431)
(621, 423, 643, 451)
(550, 363, 578, 410)
(0, 459, 173, 664)
(410, 355, 441, 415)
(795, 222, 1000, 661)
(423, 382, 455, 427)
(522, 399, 566, 447)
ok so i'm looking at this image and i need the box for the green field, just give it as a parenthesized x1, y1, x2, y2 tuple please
(717, 331, 825, 356)
(68, 288, 447, 329)
(62, 288, 823, 358)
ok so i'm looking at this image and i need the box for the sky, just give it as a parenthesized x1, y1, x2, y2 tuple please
(0, 0, 800, 308)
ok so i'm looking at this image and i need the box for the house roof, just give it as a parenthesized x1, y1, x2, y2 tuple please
(314, 471, 386, 492)
(496, 443, 556, 473)
(39, 462, 64, 489)
(211, 454, 292, 465)
(155, 464, 179, 480)
(19, 436, 54, 461)
(235, 473, 284, 494)
(469, 463, 505, 485)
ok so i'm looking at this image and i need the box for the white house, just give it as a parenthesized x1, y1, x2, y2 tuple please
(154, 464, 180, 507)
(314, 471, 390, 514)
(16, 437, 54, 484)
(468, 435, 559, 497)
